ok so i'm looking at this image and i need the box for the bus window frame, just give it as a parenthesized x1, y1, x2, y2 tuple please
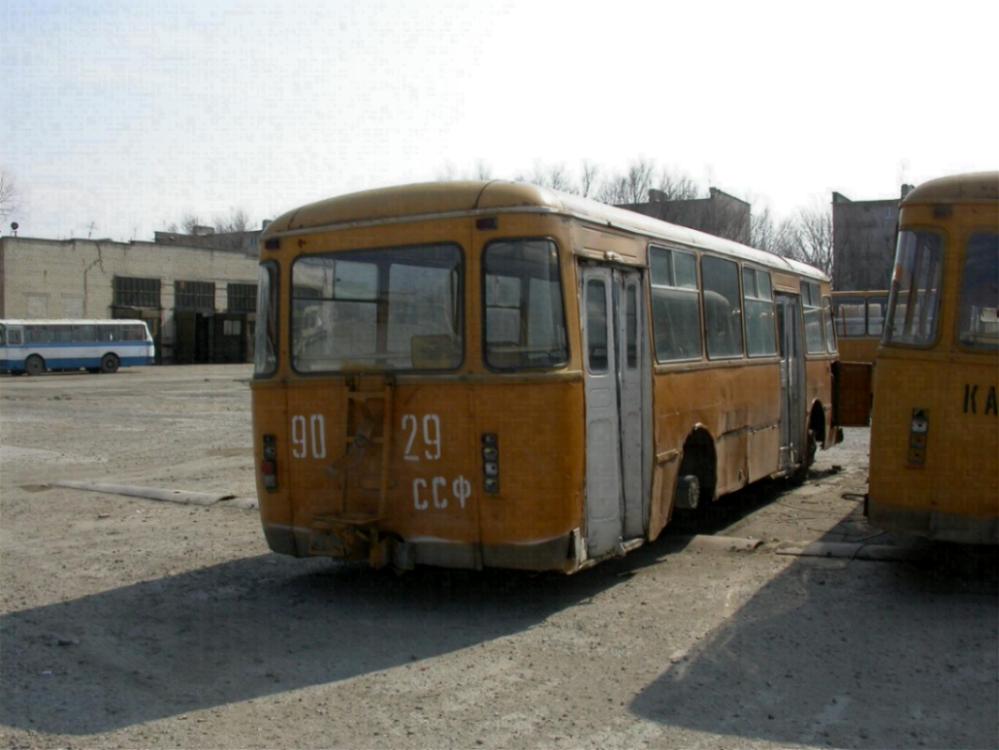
(955, 228, 999, 354)
(701, 253, 746, 361)
(289, 242, 466, 377)
(883, 225, 946, 351)
(254, 260, 280, 379)
(801, 279, 826, 356)
(833, 295, 868, 338)
(822, 295, 837, 354)
(740, 264, 779, 359)
(480, 235, 569, 373)
(648, 243, 704, 365)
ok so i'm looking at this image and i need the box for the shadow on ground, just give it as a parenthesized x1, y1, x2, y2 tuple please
(630, 527, 999, 749)
(0, 536, 685, 736)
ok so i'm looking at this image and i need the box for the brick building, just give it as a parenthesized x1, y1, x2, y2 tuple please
(0, 233, 262, 363)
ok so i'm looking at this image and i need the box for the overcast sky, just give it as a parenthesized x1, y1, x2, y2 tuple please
(2, 0, 996, 241)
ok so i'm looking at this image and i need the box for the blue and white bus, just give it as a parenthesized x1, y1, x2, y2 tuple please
(0, 319, 155, 375)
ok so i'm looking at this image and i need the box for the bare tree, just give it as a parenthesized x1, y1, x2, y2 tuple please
(793, 202, 834, 275)
(596, 159, 696, 205)
(163, 208, 255, 235)
(751, 206, 798, 257)
(579, 160, 599, 198)
(215, 207, 251, 234)
(523, 161, 576, 193)
(0, 170, 17, 221)
(474, 160, 493, 181)
(181, 214, 202, 234)
(652, 169, 699, 201)
(758, 201, 833, 274)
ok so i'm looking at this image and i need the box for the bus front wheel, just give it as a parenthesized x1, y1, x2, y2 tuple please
(789, 430, 816, 485)
(100, 354, 120, 374)
(25, 355, 45, 376)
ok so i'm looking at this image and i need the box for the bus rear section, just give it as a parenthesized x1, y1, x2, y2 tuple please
(251, 226, 589, 572)
(867, 172, 998, 544)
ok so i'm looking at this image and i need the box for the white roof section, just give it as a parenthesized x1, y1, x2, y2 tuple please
(264, 180, 829, 283)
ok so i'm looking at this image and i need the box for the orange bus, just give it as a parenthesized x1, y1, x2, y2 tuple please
(866, 172, 998, 543)
(251, 181, 841, 572)
(831, 290, 888, 365)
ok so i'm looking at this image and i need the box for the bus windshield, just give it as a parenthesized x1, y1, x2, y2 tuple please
(885, 230, 942, 347)
(291, 244, 463, 372)
(958, 232, 999, 349)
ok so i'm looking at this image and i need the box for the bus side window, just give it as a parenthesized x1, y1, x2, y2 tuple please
(586, 279, 608, 373)
(801, 281, 825, 353)
(7, 328, 22, 345)
(834, 299, 865, 337)
(650, 246, 702, 362)
(702, 255, 743, 358)
(742, 266, 777, 357)
(125, 325, 146, 341)
(867, 297, 887, 336)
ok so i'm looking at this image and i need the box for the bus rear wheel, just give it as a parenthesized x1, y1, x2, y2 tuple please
(25, 355, 45, 376)
(100, 353, 120, 374)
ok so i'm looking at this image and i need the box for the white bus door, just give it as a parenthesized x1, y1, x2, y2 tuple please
(580, 265, 649, 558)
(776, 293, 806, 472)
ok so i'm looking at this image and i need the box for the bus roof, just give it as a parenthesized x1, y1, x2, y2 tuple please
(263, 181, 829, 282)
(0, 319, 149, 327)
(902, 172, 999, 206)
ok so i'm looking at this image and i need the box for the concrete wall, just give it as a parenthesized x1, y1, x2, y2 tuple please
(618, 188, 752, 245)
(831, 190, 908, 291)
(0, 237, 259, 361)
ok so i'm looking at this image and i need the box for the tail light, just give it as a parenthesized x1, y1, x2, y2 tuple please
(482, 433, 499, 494)
(262, 434, 278, 490)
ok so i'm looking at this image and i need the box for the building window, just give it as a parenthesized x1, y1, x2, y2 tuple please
(113, 276, 161, 308)
(175, 280, 216, 312)
(227, 283, 258, 313)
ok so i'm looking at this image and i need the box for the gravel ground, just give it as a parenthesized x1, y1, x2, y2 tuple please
(1, 365, 996, 749)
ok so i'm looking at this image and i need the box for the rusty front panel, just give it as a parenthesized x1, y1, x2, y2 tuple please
(833, 361, 873, 427)
(869, 352, 999, 531)
(648, 361, 782, 537)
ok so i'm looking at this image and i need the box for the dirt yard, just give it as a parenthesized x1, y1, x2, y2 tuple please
(1, 365, 996, 749)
